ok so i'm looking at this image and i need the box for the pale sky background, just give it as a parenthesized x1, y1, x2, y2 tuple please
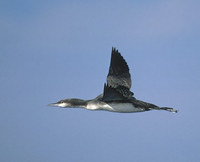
(1, 0, 200, 161)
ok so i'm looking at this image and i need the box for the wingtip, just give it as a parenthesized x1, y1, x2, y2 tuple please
(112, 47, 117, 53)
(111, 47, 121, 57)
(112, 47, 118, 53)
(112, 47, 116, 50)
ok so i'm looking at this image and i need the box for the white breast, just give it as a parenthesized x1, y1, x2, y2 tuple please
(86, 102, 144, 113)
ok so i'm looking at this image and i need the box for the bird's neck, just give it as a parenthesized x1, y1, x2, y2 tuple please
(68, 99, 89, 108)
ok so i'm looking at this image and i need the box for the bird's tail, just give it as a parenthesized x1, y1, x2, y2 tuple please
(150, 107, 178, 113)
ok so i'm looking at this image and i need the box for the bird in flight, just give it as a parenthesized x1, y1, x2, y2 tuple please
(48, 48, 177, 113)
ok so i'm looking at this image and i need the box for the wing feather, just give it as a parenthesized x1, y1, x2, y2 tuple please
(107, 48, 132, 89)
(103, 48, 134, 101)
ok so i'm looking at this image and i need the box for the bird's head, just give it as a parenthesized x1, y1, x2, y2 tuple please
(48, 98, 87, 108)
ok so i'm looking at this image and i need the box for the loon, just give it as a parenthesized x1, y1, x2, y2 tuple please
(48, 48, 177, 113)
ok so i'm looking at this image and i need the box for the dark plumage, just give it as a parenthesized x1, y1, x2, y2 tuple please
(106, 48, 134, 99)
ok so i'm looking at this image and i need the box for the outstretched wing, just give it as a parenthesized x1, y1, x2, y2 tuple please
(102, 48, 133, 101)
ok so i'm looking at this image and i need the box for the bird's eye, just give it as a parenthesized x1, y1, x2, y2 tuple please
(60, 100, 64, 103)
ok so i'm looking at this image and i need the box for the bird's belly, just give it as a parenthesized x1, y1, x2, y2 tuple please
(105, 103, 144, 113)
(87, 102, 144, 113)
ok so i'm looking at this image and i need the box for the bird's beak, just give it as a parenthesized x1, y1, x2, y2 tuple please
(47, 103, 59, 107)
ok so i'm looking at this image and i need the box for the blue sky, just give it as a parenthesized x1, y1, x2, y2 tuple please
(1, 0, 200, 161)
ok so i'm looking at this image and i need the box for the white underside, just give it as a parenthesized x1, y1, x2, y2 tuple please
(86, 102, 144, 113)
